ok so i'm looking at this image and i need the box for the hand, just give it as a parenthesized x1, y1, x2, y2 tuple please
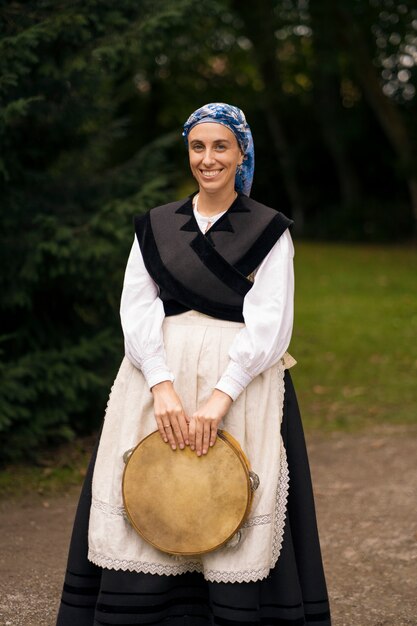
(189, 389, 233, 456)
(151, 381, 189, 450)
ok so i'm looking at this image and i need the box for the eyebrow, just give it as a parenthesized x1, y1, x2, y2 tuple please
(189, 138, 232, 145)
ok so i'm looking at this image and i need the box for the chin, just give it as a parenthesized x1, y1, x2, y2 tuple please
(197, 178, 233, 195)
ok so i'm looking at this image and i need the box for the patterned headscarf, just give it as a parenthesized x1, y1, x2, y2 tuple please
(182, 102, 255, 196)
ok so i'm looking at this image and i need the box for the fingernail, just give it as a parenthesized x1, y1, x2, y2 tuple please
(197, 451, 201, 457)
(185, 440, 189, 445)
(191, 446, 195, 451)
(179, 444, 184, 449)
(171, 445, 176, 450)
(203, 449, 207, 455)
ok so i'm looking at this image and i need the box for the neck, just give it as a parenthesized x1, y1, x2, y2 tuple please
(195, 187, 237, 217)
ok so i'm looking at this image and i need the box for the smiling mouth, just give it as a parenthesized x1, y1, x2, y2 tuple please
(200, 169, 223, 178)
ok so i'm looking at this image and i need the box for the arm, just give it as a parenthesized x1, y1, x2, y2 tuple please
(120, 237, 174, 388)
(120, 237, 188, 449)
(189, 229, 294, 456)
(215, 228, 294, 400)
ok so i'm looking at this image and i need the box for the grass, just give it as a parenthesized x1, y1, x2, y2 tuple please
(290, 242, 417, 430)
(0, 436, 94, 499)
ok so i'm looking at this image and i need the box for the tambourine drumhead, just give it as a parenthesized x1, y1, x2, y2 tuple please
(122, 430, 253, 556)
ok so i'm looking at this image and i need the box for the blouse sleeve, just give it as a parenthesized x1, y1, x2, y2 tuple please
(120, 237, 174, 389)
(215, 228, 295, 401)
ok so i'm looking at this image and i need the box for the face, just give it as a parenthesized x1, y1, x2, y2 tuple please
(188, 122, 243, 195)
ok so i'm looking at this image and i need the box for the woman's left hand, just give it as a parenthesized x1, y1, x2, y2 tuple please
(188, 389, 233, 456)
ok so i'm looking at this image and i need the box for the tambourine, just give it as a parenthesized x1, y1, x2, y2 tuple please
(122, 430, 259, 556)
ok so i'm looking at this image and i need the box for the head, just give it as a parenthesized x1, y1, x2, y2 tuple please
(187, 122, 243, 197)
(182, 102, 255, 197)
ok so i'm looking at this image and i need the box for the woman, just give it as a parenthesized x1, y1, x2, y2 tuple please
(56, 103, 331, 625)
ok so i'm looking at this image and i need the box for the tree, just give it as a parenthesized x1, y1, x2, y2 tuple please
(0, 0, 179, 460)
(231, 0, 307, 233)
(310, 0, 362, 209)
(323, 0, 417, 232)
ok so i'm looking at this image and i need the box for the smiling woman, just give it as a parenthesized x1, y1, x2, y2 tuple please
(188, 124, 243, 201)
(56, 103, 331, 626)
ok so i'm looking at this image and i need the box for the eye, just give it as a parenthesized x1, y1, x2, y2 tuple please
(192, 143, 204, 151)
(215, 143, 226, 151)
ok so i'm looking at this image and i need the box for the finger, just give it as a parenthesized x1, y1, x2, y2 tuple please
(188, 418, 196, 451)
(195, 418, 203, 456)
(202, 420, 211, 455)
(177, 412, 190, 446)
(162, 421, 177, 450)
(209, 422, 218, 447)
(155, 415, 169, 443)
(170, 414, 185, 449)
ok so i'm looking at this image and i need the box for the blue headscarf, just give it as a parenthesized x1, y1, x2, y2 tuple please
(182, 102, 255, 196)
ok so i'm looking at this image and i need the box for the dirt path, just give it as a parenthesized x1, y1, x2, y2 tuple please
(1, 426, 416, 626)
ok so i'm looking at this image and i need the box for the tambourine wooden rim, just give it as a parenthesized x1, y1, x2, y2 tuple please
(122, 430, 257, 556)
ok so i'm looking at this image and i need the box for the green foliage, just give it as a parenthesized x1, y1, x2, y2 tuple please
(0, 148, 175, 462)
(0, 331, 112, 456)
(0, 1, 179, 462)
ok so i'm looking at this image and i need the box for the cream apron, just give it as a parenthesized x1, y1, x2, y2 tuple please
(88, 310, 295, 583)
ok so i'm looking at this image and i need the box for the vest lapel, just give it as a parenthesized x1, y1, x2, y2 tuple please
(174, 197, 253, 297)
(135, 194, 292, 322)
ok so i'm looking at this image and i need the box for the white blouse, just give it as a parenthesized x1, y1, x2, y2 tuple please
(120, 206, 295, 401)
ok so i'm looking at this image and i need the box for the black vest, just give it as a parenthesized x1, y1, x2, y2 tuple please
(134, 194, 292, 322)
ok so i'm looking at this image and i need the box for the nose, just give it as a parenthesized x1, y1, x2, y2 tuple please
(201, 148, 216, 167)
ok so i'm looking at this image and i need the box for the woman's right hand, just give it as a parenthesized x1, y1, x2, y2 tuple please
(151, 381, 189, 450)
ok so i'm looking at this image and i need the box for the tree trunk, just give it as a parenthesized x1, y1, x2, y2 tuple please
(263, 99, 305, 232)
(314, 70, 361, 208)
(310, 0, 361, 208)
(231, 0, 306, 233)
(337, 6, 417, 230)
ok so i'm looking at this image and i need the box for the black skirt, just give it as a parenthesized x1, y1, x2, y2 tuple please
(56, 371, 331, 625)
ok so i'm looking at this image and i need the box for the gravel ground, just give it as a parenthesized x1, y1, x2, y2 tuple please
(0, 425, 416, 626)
